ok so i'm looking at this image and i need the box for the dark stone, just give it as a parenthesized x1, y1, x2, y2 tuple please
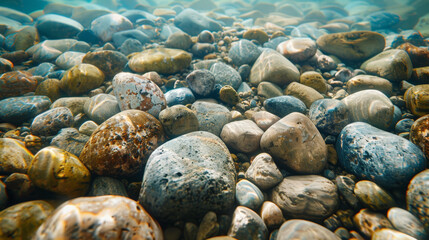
(263, 96, 307, 118)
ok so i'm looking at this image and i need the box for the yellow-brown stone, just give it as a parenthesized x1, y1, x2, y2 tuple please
(243, 28, 269, 44)
(404, 84, 429, 117)
(300, 71, 327, 94)
(35, 78, 61, 101)
(0, 138, 33, 174)
(128, 48, 192, 74)
(410, 114, 429, 159)
(60, 63, 105, 96)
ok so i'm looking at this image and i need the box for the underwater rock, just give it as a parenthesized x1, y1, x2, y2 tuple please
(50, 128, 90, 157)
(309, 99, 350, 136)
(82, 50, 128, 78)
(55, 51, 85, 70)
(227, 206, 268, 240)
(36, 14, 83, 39)
(129, 48, 192, 74)
(210, 62, 242, 90)
(346, 75, 393, 96)
(354, 180, 396, 211)
(0, 96, 51, 124)
(408, 169, 429, 234)
(299, 71, 327, 94)
(59, 63, 105, 96)
(83, 93, 121, 124)
(277, 220, 339, 240)
(276, 38, 317, 62)
(245, 153, 283, 190)
(174, 8, 222, 36)
(284, 82, 324, 108)
(165, 87, 195, 107)
(410, 114, 429, 159)
(220, 120, 263, 153)
(388, 207, 428, 240)
(191, 101, 231, 137)
(186, 69, 216, 97)
(90, 13, 133, 42)
(30, 107, 73, 136)
(0, 71, 37, 99)
(263, 95, 307, 118)
(0, 138, 33, 174)
(229, 39, 262, 67)
(404, 84, 429, 117)
(353, 209, 394, 238)
(235, 179, 264, 210)
(158, 104, 199, 138)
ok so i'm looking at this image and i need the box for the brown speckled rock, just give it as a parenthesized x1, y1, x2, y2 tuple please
(405, 85, 429, 117)
(0, 138, 34, 174)
(34, 195, 163, 240)
(353, 208, 393, 238)
(28, 146, 91, 197)
(410, 115, 429, 159)
(79, 110, 164, 177)
(0, 200, 54, 240)
(82, 50, 128, 78)
(0, 71, 37, 99)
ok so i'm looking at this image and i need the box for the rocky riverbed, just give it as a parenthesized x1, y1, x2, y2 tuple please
(1, 0, 429, 239)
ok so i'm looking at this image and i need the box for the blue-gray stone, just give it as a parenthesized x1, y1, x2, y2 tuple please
(191, 101, 232, 136)
(87, 176, 128, 197)
(387, 207, 428, 240)
(395, 118, 414, 134)
(46, 70, 65, 79)
(235, 179, 264, 210)
(51, 127, 90, 157)
(228, 206, 268, 240)
(263, 96, 307, 118)
(309, 99, 350, 136)
(263, 37, 289, 50)
(0, 34, 4, 48)
(30, 107, 73, 136)
(174, 8, 222, 36)
(119, 38, 142, 56)
(210, 62, 242, 90)
(121, 9, 156, 23)
(336, 122, 426, 189)
(84, 94, 121, 124)
(36, 14, 83, 39)
(160, 24, 184, 40)
(112, 29, 151, 48)
(165, 87, 195, 107)
(291, 23, 328, 40)
(365, 11, 400, 30)
(0, 96, 51, 124)
(32, 62, 56, 77)
(191, 43, 216, 58)
(229, 39, 262, 66)
(186, 69, 215, 97)
(237, 82, 252, 94)
(238, 64, 251, 81)
(139, 131, 237, 223)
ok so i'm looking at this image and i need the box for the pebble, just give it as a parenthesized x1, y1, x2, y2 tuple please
(59, 63, 105, 96)
(309, 99, 350, 136)
(158, 104, 199, 137)
(87, 176, 128, 197)
(410, 114, 429, 159)
(353, 208, 393, 238)
(78, 120, 98, 136)
(388, 207, 428, 240)
(34, 196, 162, 239)
(113, 72, 166, 118)
(55, 51, 85, 70)
(139, 131, 236, 222)
(317, 54, 337, 71)
(197, 211, 219, 240)
(235, 179, 264, 210)
(0, 96, 51, 124)
(112, 29, 151, 48)
(342, 89, 394, 130)
(263, 95, 307, 118)
(229, 39, 262, 66)
(79, 110, 164, 177)
(271, 175, 338, 221)
(395, 118, 414, 134)
(404, 84, 429, 117)
(186, 69, 216, 97)
(83, 93, 120, 124)
(260, 201, 284, 229)
(336, 175, 360, 210)
(0, 200, 54, 240)
(28, 146, 91, 197)
(0, 58, 13, 74)
(372, 229, 417, 240)
(165, 87, 196, 107)
(0, 137, 33, 174)
(191, 101, 232, 136)
(261, 112, 327, 174)
(227, 206, 268, 240)
(300, 71, 327, 94)
(243, 28, 269, 44)
(82, 50, 128, 78)
(245, 152, 283, 190)
(166, 31, 193, 50)
(51, 97, 88, 116)
(407, 169, 429, 232)
(50, 128, 90, 157)
(361, 49, 413, 82)
(0, 71, 37, 99)
(365, 11, 400, 30)
(220, 120, 263, 153)
(397, 43, 429, 68)
(35, 14, 83, 39)
(336, 122, 426, 189)
(174, 8, 222, 36)
(210, 62, 242, 90)
(90, 13, 133, 42)
(249, 49, 300, 87)
(354, 180, 396, 211)
(276, 38, 317, 62)
(191, 43, 216, 58)
(251, 111, 280, 131)
(128, 48, 192, 74)
(346, 74, 393, 96)
(411, 67, 429, 84)
(284, 82, 324, 108)
(277, 219, 339, 240)
(30, 107, 73, 136)
(257, 81, 283, 101)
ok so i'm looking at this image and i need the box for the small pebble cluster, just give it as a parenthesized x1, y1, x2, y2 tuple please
(0, 0, 429, 239)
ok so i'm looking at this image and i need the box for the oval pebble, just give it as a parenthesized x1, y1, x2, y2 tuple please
(277, 219, 340, 240)
(388, 207, 428, 240)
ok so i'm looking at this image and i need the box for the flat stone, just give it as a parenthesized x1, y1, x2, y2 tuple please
(112, 29, 151, 48)
(220, 120, 263, 153)
(346, 75, 393, 96)
(28, 146, 91, 197)
(336, 122, 426, 189)
(388, 207, 428, 240)
(277, 220, 339, 240)
(139, 131, 236, 222)
(260, 112, 327, 174)
(245, 153, 283, 190)
(0, 138, 33, 174)
(165, 87, 195, 107)
(0, 96, 51, 125)
(354, 180, 396, 211)
(55, 51, 85, 69)
(227, 206, 268, 240)
(251, 111, 280, 131)
(235, 179, 264, 210)
(271, 175, 338, 221)
(263, 96, 307, 118)
(309, 99, 350, 136)
(129, 48, 192, 74)
(50, 128, 90, 157)
(405, 84, 429, 117)
(0, 71, 37, 99)
(229, 39, 262, 67)
(191, 101, 231, 136)
(90, 13, 133, 42)
(34, 196, 162, 240)
(174, 8, 222, 36)
(60, 63, 105, 96)
(83, 94, 121, 124)
(158, 104, 199, 137)
(276, 38, 317, 62)
(79, 110, 164, 177)
(82, 50, 128, 78)
(353, 209, 393, 238)
(36, 14, 83, 39)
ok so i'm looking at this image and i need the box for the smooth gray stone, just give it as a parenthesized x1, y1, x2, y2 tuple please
(227, 206, 268, 240)
(235, 180, 264, 210)
(191, 101, 232, 136)
(87, 176, 128, 197)
(84, 94, 121, 124)
(245, 153, 283, 190)
(36, 14, 83, 39)
(50, 127, 90, 157)
(388, 207, 428, 240)
(277, 219, 340, 240)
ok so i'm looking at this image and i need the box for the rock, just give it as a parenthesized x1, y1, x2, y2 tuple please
(51, 97, 88, 116)
(158, 104, 199, 137)
(112, 29, 151, 48)
(51, 128, 90, 157)
(277, 38, 317, 62)
(372, 229, 417, 240)
(388, 207, 428, 240)
(0, 58, 13, 74)
(219, 85, 240, 105)
(257, 82, 283, 101)
(80, 110, 164, 177)
(346, 75, 393, 96)
(198, 30, 215, 43)
(336, 175, 360, 210)
(87, 176, 128, 197)
(165, 87, 195, 107)
(397, 43, 429, 69)
(0, 181, 6, 210)
(396, 118, 414, 134)
(261, 112, 327, 174)
(4, 173, 34, 201)
(119, 38, 142, 56)
(90, 13, 133, 42)
(353, 209, 393, 238)
(243, 29, 269, 44)
(191, 43, 215, 58)
(365, 11, 400, 30)
(113, 72, 166, 118)
(79, 121, 98, 136)
(220, 120, 263, 153)
(405, 84, 429, 117)
(354, 180, 395, 211)
(277, 220, 340, 240)
(245, 153, 282, 191)
(191, 101, 232, 136)
(4, 26, 38, 52)
(82, 50, 128, 78)
(55, 51, 85, 69)
(227, 206, 268, 240)
(34, 196, 162, 240)
(84, 94, 121, 124)
(197, 212, 219, 240)
(309, 99, 350, 136)
(229, 39, 262, 67)
(285, 82, 324, 108)
(336, 122, 426, 189)
(342, 90, 394, 130)
(0, 200, 54, 240)
(361, 49, 413, 82)
(271, 175, 338, 221)
(410, 115, 429, 159)
(30, 107, 73, 136)
(235, 179, 264, 210)
(210, 62, 242, 90)
(249, 49, 300, 87)
(174, 8, 222, 36)
(0, 96, 51, 125)
(28, 146, 91, 197)
(166, 31, 192, 50)
(251, 111, 280, 131)
(139, 131, 236, 222)
(260, 201, 284, 229)
(186, 70, 216, 97)
(0, 138, 33, 174)
(411, 67, 429, 84)
(0, 7, 33, 24)
(0, 71, 37, 99)
(299, 71, 327, 94)
(263, 96, 307, 118)
(317, 54, 337, 71)
(316, 31, 385, 61)
(31, 62, 55, 77)
(36, 14, 83, 39)
(407, 169, 429, 233)
(129, 48, 192, 74)
(60, 64, 105, 96)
